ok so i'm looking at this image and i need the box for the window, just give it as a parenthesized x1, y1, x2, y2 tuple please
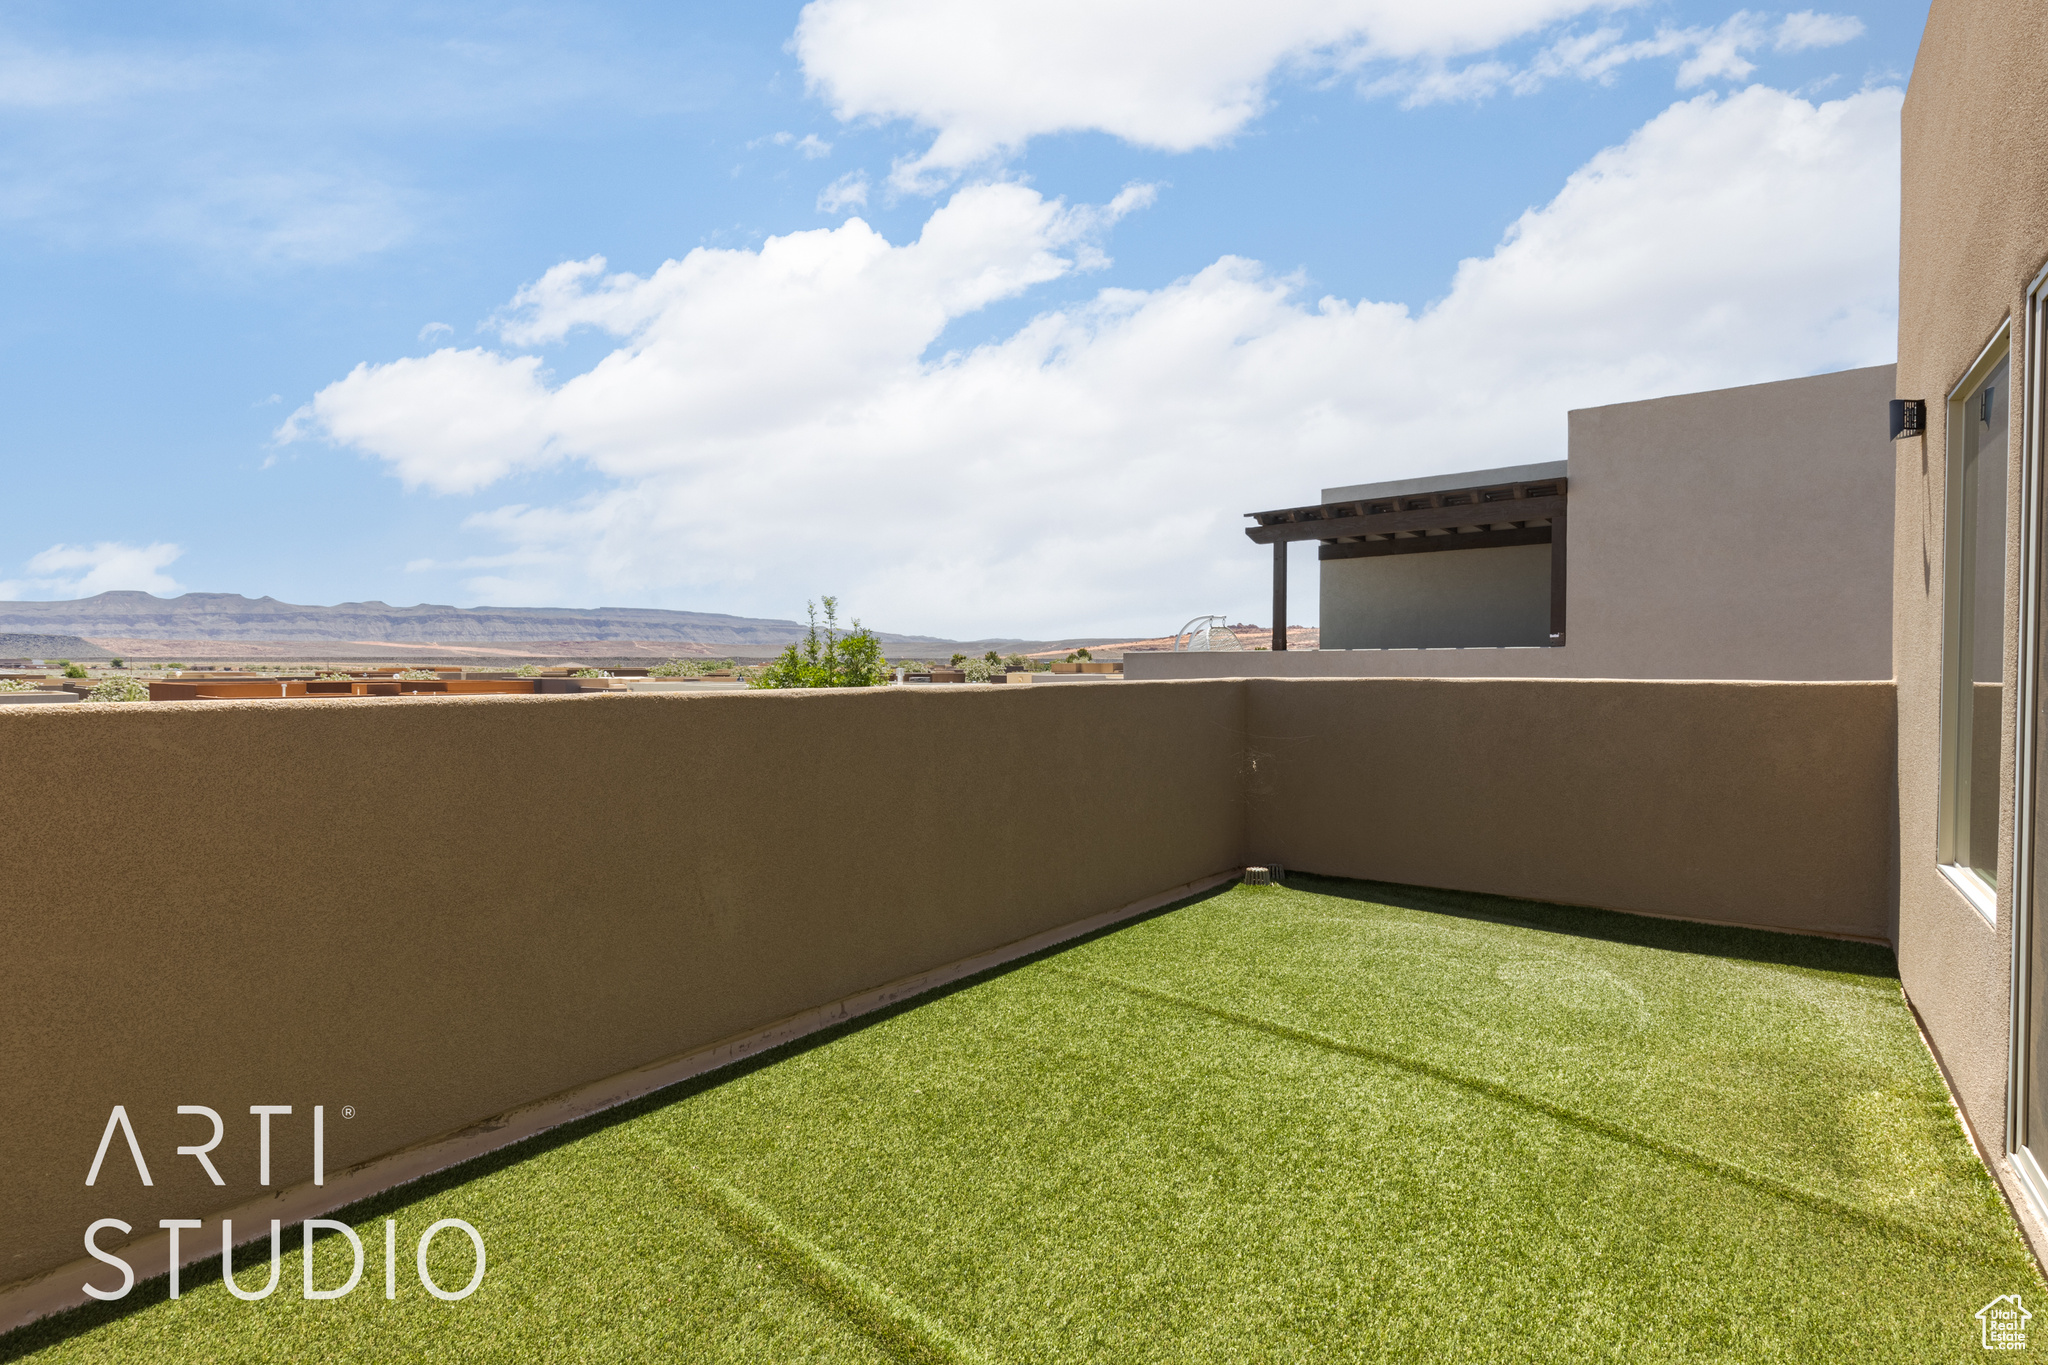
(1940, 329, 2012, 915)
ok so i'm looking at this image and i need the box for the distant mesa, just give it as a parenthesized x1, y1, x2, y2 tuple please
(0, 591, 946, 647)
(0, 592, 1143, 659)
(0, 634, 113, 661)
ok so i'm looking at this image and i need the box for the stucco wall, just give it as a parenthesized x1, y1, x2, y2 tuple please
(1893, 0, 2048, 1207)
(1319, 543, 1551, 649)
(0, 686, 1248, 1298)
(1138, 364, 1898, 683)
(0, 675, 1907, 1308)
(1247, 678, 1896, 939)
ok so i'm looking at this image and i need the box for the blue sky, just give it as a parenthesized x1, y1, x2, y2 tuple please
(0, 1, 1924, 636)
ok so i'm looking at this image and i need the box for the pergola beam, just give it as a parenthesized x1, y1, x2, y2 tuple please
(1245, 492, 1566, 544)
(1247, 474, 1571, 648)
(1317, 524, 1553, 560)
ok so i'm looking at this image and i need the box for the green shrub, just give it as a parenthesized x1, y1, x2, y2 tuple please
(650, 658, 736, 678)
(394, 668, 439, 680)
(962, 656, 998, 682)
(85, 677, 150, 703)
(751, 597, 888, 689)
(572, 667, 611, 679)
(0, 679, 33, 692)
(317, 672, 352, 681)
(62, 663, 88, 679)
(109, 657, 124, 667)
(515, 664, 541, 677)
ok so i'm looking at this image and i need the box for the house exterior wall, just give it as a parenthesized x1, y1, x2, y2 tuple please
(1319, 543, 1552, 649)
(1136, 364, 1898, 682)
(1891, 0, 2048, 1244)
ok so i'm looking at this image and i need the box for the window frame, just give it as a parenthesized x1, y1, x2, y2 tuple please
(1938, 321, 2014, 922)
(2014, 269, 2048, 1210)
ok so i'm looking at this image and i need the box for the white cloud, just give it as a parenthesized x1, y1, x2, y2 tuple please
(1775, 10, 1865, 51)
(419, 321, 453, 341)
(753, 130, 835, 158)
(0, 40, 210, 109)
(796, 0, 1636, 188)
(280, 348, 554, 494)
(817, 170, 869, 213)
(0, 541, 184, 600)
(796, 2, 1873, 168)
(289, 85, 1899, 636)
(1675, 12, 1769, 86)
(1390, 10, 1866, 104)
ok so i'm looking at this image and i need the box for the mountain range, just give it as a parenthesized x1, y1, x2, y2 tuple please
(0, 592, 956, 647)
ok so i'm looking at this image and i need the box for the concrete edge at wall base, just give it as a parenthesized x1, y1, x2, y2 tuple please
(0, 869, 1241, 1337)
(1899, 989, 2048, 1277)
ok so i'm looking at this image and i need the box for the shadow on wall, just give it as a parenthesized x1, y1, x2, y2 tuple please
(1293, 876, 1898, 979)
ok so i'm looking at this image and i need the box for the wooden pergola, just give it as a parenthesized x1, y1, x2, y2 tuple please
(1243, 474, 1569, 650)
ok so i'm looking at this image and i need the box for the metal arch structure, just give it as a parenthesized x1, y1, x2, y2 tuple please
(1172, 616, 1223, 652)
(1171, 616, 1245, 652)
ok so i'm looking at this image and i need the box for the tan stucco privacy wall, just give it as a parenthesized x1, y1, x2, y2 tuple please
(1246, 679, 1897, 940)
(1891, 0, 2048, 1226)
(0, 677, 1896, 1312)
(1135, 363, 1899, 683)
(0, 685, 1246, 1302)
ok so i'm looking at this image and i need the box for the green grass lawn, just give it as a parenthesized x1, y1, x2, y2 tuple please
(6, 876, 2039, 1363)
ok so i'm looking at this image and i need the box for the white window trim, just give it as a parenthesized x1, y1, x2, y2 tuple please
(1938, 322, 2014, 925)
(2014, 265, 2048, 1191)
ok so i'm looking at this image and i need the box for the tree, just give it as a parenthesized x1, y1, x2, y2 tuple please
(751, 598, 889, 688)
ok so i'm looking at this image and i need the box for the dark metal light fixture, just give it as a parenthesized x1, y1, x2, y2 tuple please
(1890, 398, 1926, 440)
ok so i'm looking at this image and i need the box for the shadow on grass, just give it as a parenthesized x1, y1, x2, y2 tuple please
(0, 879, 1239, 1361)
(1283, 873, 1899, 981)
(1, 873, 1894, 1358)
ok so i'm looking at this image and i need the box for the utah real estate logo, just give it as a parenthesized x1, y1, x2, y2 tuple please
(1977, 1294, 2031, 1351)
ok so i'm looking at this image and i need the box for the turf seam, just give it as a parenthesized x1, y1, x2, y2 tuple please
(634, 1133, 986, 1365)
(1051, 964, 2033, 1269)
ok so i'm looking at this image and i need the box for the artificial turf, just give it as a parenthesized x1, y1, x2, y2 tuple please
(6, 876, 2040, 1362)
